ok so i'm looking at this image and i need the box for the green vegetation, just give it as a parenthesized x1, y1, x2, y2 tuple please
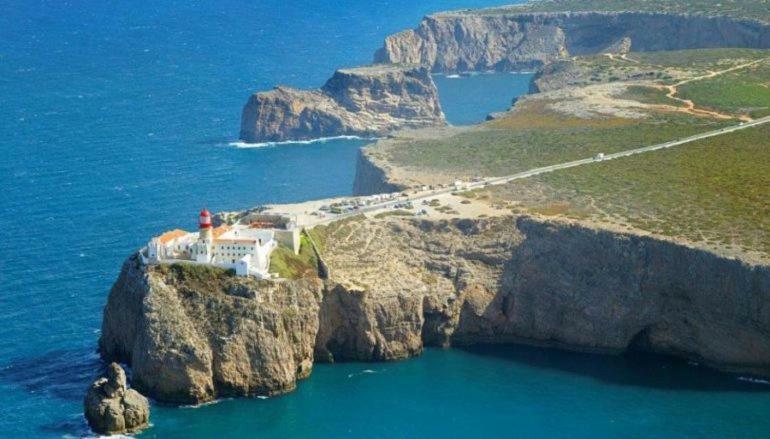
(158, 262, 235, 279)
(368, 47, 769, 257)
(472, 0, 770, 22)
(155, 263, 236, 294)
(385, 100, 728, 177)
(269, 235, 320, 279)
(633, 48, 770, 69)
(374, 209, 414, 219)
(305, 215, 364, 255)
(678, 59, 770, 118)
(497, 124, 770, 256)
(620, 85, 681, 106)
(435, 206, 460, 214)
(305, 226, 328, 254)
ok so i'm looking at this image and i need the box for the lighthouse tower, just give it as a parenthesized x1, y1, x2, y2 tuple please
(198, 208, 213, 242)
(192, 208, 214, 263)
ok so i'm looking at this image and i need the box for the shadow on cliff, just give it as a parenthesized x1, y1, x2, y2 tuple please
(461, 217, 770, 393)
(460, 344, 770, 393)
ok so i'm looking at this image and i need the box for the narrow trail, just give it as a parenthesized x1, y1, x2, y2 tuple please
(618, 53, 639, 63)
(603, 52, 639, 64)
(657, 58, 766, 122)
(606, 54, 766, 121)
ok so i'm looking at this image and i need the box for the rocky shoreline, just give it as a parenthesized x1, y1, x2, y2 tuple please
(98, 3, 770, 410)
(239, 9, 770, 142)
(100, 215, 770, 405)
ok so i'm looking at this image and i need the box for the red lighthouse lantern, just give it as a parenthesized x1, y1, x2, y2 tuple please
(199, 209, 212, 229)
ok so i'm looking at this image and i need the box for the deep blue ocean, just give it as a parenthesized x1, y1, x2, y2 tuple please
(2, 1, 770, 437)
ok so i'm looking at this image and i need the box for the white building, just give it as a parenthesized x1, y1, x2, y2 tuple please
(213, 227, 275, 276)
(146, 209, 277, 278)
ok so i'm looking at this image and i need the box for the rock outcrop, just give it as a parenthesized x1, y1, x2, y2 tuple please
(375, 11, 770, 72)
(239, 65, 445, 143)
(527, 58, 666, 93)
(84, 363, 150, 435)
(99, 261, 322, 404)
(100, 215, 770, 404)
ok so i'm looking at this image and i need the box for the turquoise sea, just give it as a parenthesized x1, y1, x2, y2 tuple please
(1, 1, 769, 437)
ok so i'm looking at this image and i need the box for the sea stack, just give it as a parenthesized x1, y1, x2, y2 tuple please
(84, 363, 150, 435)
(239, 64, 446, 143)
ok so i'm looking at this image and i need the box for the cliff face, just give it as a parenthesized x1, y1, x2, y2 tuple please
(239, 65, 445, 143)
(99, 260, 322, 404)
(455, 218, 770, 371)
(318, 216, 770, 373)
(351, 150, 406, 196)
(375, 12, 770, 72)
(101, 215, 770, 404)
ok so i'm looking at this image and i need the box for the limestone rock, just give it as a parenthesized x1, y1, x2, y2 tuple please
(99, 261, 323, 404)
(99, 215, 770, 405)
(375, 11, 770, 73)
(239, 64, 445, 143)
(315, 215, 770, 375)
(84, 363, 149, 435)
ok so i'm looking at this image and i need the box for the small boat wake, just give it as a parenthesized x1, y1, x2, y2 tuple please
(179, 397, 233, 409)
(347, 368, 382, 379)
(228, 135, 375, 149)
(737, 376, 770, 385)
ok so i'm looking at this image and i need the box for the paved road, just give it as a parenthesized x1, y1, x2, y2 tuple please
(308, 116, 770, 227)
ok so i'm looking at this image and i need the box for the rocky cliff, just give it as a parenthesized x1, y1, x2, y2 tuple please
(375, 11, 770, 72)
(99, 261, 322, 404)
(239, 65, 445, 143)
(100, 215, 770, 404)
(351, 149, 406, 196)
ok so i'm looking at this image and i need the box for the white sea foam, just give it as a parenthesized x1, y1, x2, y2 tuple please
(738, 376, 770, 385)
(228, 135, 374, 149)
(446, 74, 461, 79)
(179, 397, 233, 409)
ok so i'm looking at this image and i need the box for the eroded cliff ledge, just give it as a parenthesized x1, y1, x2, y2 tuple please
(100, 215, 770, 404)
(239, 64, 445, 143)
(375, 11, 770, 72)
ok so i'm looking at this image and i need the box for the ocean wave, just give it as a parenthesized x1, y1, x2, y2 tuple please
(737, 376, 770, 385)
(228, 135, 375, 148)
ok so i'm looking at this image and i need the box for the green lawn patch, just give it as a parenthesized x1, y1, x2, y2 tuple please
(269, 235, 320, 279)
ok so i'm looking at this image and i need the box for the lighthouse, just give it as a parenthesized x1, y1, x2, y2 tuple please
(198, 208, 213, 242)
(191, 208, 214, 263)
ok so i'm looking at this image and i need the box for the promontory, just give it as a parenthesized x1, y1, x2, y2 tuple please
(239, 64, 445, 143)
(102, 0, 770, 407)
